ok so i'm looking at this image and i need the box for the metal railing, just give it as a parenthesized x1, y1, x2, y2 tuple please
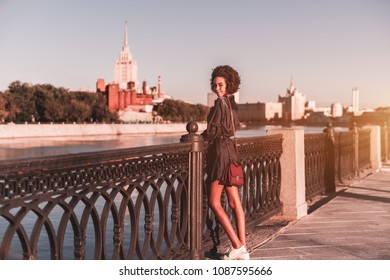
(0, 142, 193, 260)
(304, 124, 372, 201)
(304, 133, 327, 201)
(1, 120, 382, 259)
(0, 122, 283, 260)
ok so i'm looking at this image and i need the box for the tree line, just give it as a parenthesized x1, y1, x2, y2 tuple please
(0, 81, 119, 123)
(154, 99, 209, 123)
(0, 81, 210, 124)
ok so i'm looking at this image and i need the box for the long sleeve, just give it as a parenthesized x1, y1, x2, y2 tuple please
(203, 96, 237, 142)
(202, 102, 222, 141)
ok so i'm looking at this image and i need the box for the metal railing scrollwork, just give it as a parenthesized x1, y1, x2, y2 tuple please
(0, 144, 192, 260)
(304, 133, 327, 200)
(304, 124, 372, 201)
(1, 123, 284, 260)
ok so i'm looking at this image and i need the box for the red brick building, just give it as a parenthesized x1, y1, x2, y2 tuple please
(96, 79, 155, 112)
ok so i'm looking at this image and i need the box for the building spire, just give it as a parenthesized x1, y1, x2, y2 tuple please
(288, 75, 296, 95)
(116, 21, 135, 88)
(124, 21, 128, 49)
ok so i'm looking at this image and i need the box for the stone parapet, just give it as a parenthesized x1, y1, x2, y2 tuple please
(364, 125, 382, 172)
(267, 128, 308, 220)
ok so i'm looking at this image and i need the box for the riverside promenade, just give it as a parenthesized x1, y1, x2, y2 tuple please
(248, 163, 390, 260)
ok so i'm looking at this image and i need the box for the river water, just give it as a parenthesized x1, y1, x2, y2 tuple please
(0, 125, 332, 161)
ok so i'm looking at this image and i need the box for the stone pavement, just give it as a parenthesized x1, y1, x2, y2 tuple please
(249, 164, 390, 260)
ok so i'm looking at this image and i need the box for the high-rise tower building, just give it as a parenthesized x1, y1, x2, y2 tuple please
(278, 78, 306, 121)
(352, 87, 359, 115)
(114, 22, 138, 89)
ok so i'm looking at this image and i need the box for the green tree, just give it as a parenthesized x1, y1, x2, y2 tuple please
(156, 99, 209, 122)
(7, 81, 37, 122)
(2, 81, 119, 123)
(0, 93, 8, 122)
(69, 99, 91, 122)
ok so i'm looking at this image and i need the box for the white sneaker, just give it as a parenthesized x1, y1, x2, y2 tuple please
(237, 251, 250, 260)
(223, 245, 250, 260)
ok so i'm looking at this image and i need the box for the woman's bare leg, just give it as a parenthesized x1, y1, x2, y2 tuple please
(225, 186, 246, 247)
(209, 180, 242, 249)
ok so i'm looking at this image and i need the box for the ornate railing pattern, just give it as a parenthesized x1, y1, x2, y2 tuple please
(0, 128, 284, 260)
(304, 133, 327, 201)
(304, 126, 372, 201)
(0, 144, 192, 260)
(335, 131, 355, 182)
(238, 135, 283, 224)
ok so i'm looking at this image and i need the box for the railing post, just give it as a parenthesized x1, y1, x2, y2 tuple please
(353, 122, 359, 177)
(363, 125, 382, 172)
(180, 121, 204, 260)
(324, 123, 336, 193)
(267, 128, 307, 220)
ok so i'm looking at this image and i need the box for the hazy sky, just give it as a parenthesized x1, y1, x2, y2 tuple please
(0, 0, 389, 108)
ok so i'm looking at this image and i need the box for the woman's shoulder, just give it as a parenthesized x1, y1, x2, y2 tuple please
(212, 97, 223, 109)
(214, 97, 223, 104)
(214, 96, 229, 107)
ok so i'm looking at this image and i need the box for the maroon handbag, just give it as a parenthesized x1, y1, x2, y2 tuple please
(224, 98, 244, 187)
(226, 160, 244, 187)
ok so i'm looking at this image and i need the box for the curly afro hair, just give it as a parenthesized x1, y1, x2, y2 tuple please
(210, 65, 241, 95)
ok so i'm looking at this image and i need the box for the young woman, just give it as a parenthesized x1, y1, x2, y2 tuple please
(202, 65, 249, 260)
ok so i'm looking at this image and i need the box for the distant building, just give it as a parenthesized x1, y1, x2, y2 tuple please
(263, 102, 283, 120)
(98, 77, 170, 113)
(311, 106, 332, 117)
(306, 101, 316, 110)
(278, 79, 306, 121)
(97, 24, 170, 113)
(96, 79, 105, 92)
(352, 87, 359, 115)
(234, 91, 240, 104)
(237, 102, 282, 122)
(331, 103, 343, 118)
(104, 81, 153, 111)
(114, 22, 138, 90)
(207, 92, 217, 107)
(237, 103, 265, 122)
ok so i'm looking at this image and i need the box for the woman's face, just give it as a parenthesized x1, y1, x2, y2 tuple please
(213, 76, 227, 97)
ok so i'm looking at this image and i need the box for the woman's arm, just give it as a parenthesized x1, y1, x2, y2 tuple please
(202, 100, 222, 141)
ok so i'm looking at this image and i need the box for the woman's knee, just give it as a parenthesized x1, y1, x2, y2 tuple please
(228, 200, 238, 210)
(209, 198, 221, 211)
(226, 190, 241, 210)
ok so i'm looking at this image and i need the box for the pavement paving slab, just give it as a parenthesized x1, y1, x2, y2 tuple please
(248, 165, 390, 260)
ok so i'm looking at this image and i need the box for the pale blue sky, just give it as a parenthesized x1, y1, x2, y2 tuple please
(0, 0, 389, 108)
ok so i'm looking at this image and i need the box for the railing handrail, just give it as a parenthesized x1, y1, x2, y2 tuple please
(0, 142, 192, 175)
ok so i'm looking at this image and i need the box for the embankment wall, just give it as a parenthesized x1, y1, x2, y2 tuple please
(0, 123, 207, 139)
